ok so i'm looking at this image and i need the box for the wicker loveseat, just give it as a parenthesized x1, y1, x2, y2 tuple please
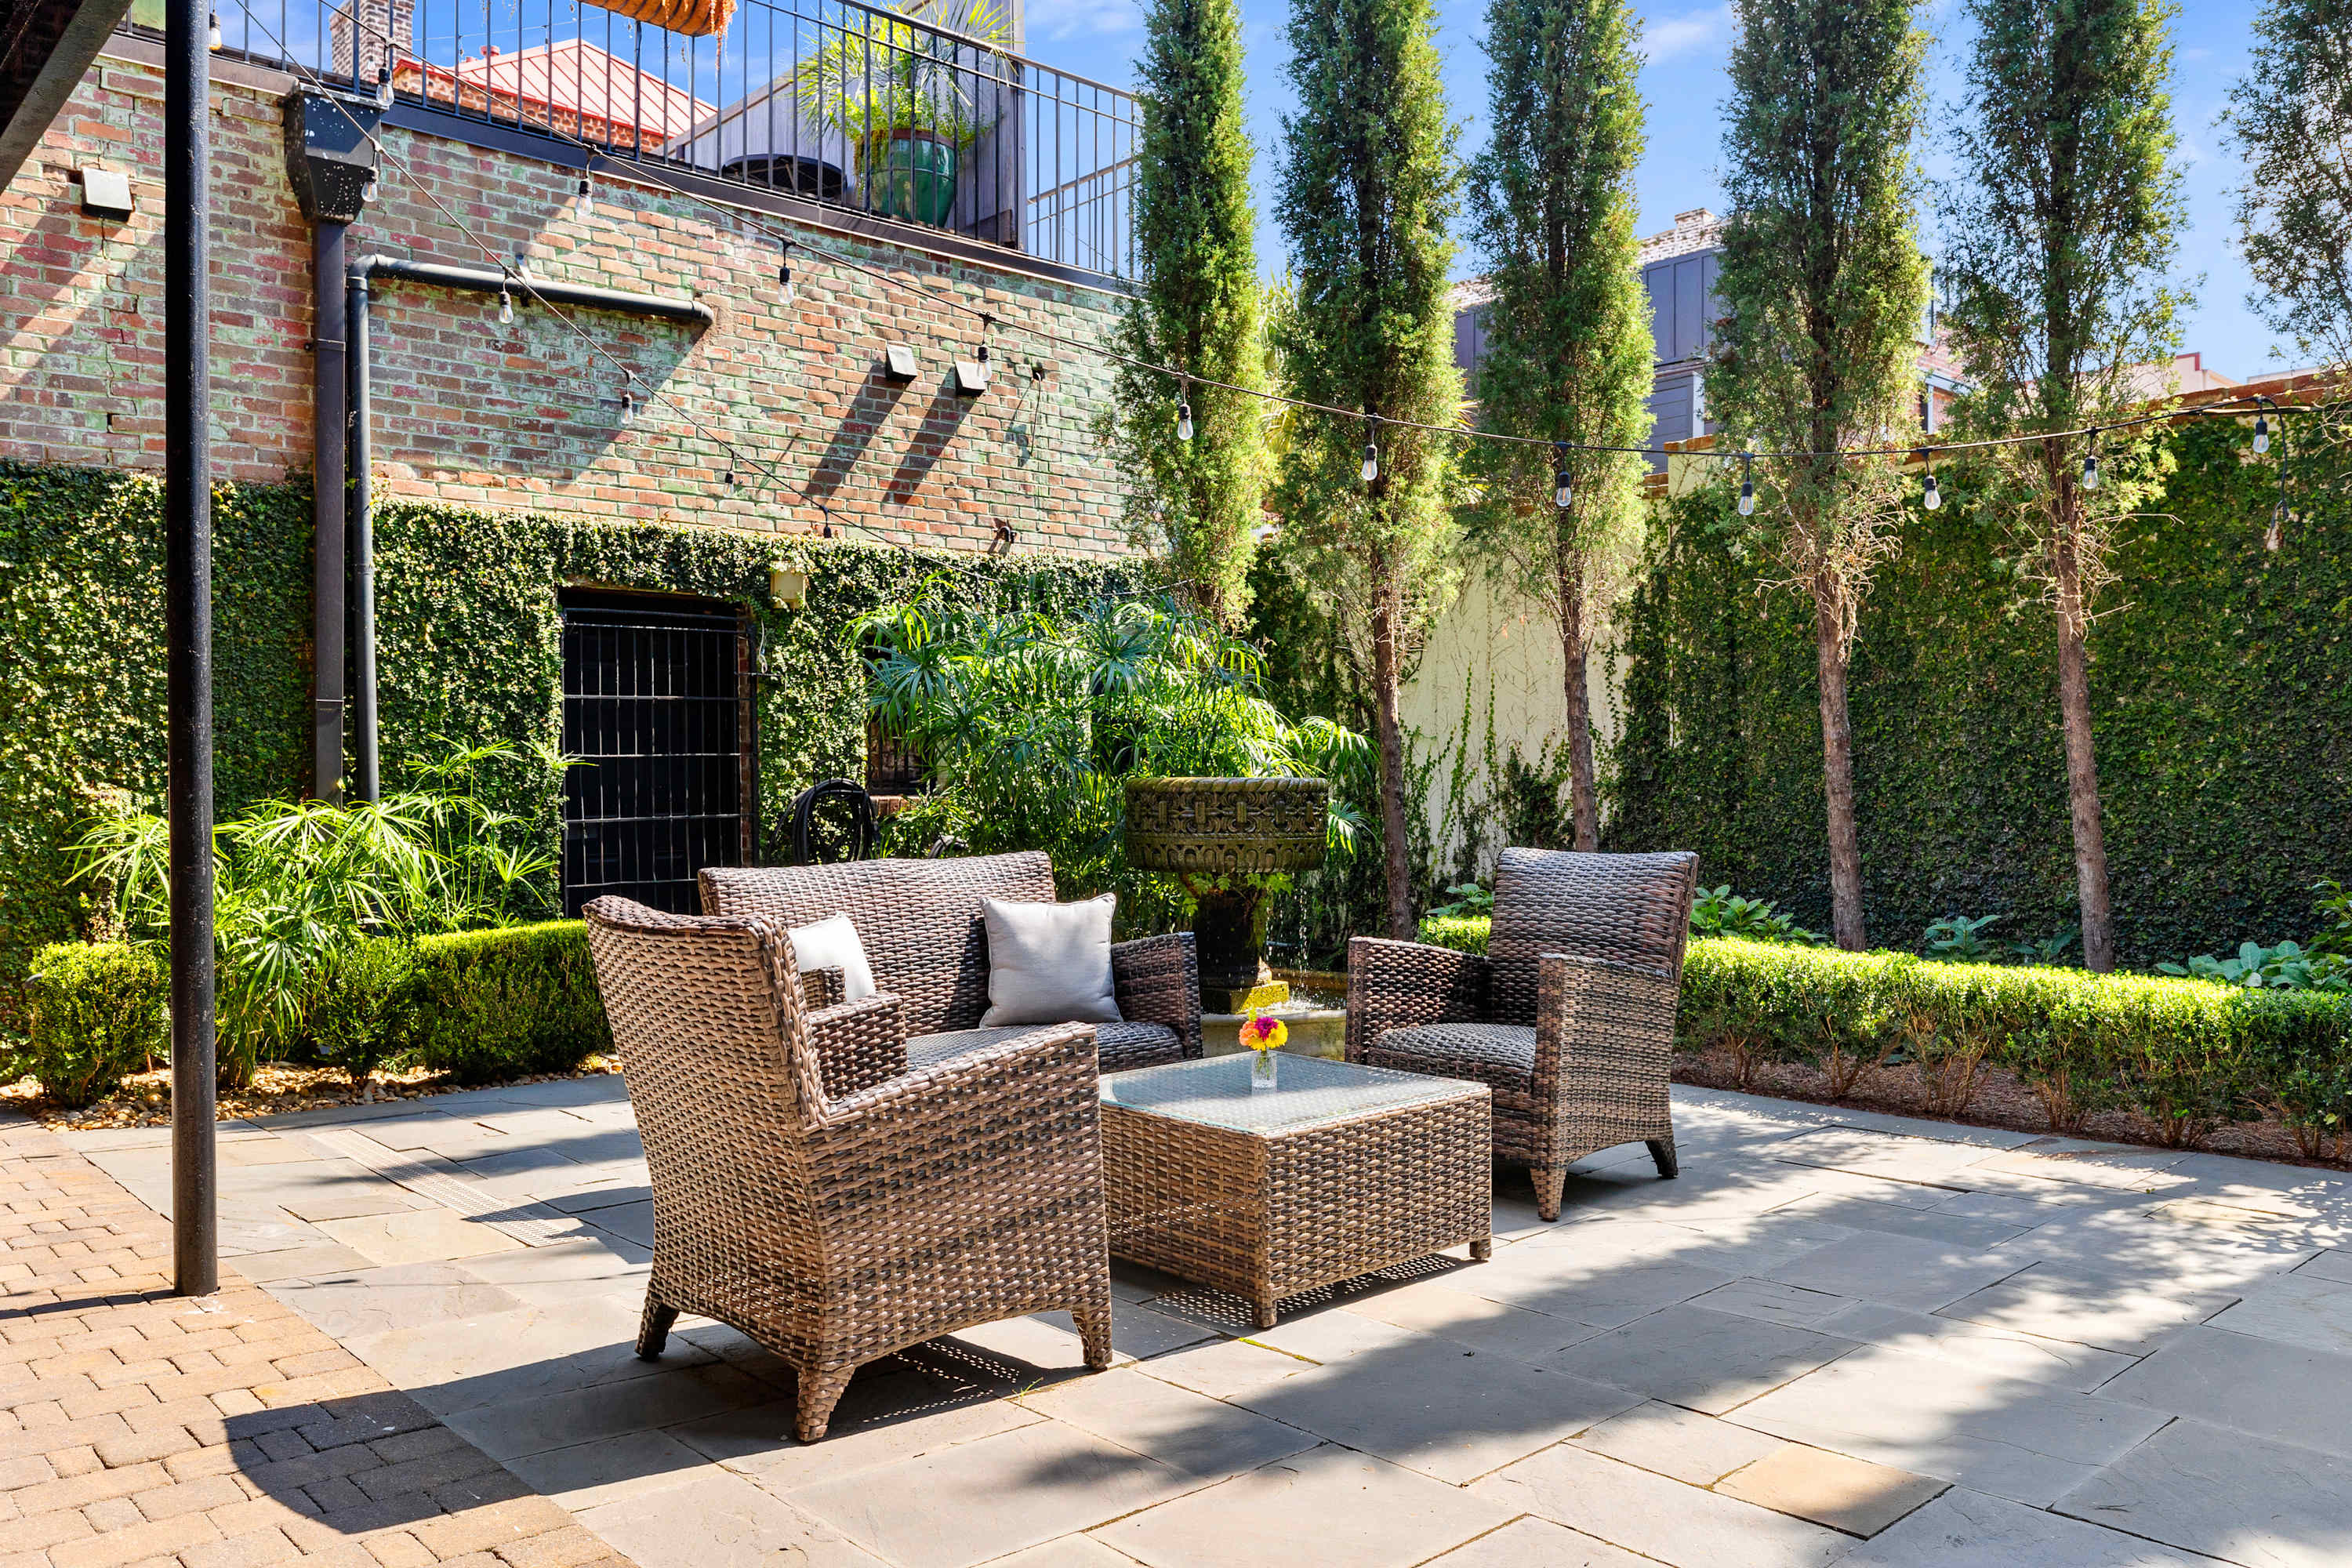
(582, 896, 1115, 1441)
(699, 851, 1203, 1076)
(1347, 847, 1700, 1222)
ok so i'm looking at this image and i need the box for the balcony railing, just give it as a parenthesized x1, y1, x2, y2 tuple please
(153, 0, 1138, 282)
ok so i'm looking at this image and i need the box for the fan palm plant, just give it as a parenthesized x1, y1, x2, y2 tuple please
(793, 0, 1011, 224)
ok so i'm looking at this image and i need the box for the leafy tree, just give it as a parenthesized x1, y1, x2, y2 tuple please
(1940, 0, 2191, 972)
(2226, 0, 2352, 422)
(1707, 0, 1931, 951)
(1461, 0, 1653, 851)
(1103, 0, 1269, 620)
(1272, 0, 1462, 937)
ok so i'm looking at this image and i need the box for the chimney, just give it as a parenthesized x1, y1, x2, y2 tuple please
(329, 0, 416, 93)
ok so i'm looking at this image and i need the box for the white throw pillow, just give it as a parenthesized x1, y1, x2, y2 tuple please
(787, 913, 877, 1003)
(979, 894, 1123, 1026)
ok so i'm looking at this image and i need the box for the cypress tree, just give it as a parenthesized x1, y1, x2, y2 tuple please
(1941, 0, 2190, 972)
(1104, 0, 1267, 622)
(1272, 0, 1461, 938)
(1707, 0, 1932, 952)
(1462, 0, 1652, 851)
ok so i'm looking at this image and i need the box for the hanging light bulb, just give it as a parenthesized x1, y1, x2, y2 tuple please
(1737, 456, 1756, 517)
(361, 175, 379, 205)
(2253, 412, 2270, 454)
(1362, 438, 1380, 485)
(778, 241, 797, 305)
(619, 390, 635, 425)
(1922, 470, 1941, 510)
(1176, 398, 1193, 441)
(575, 176, 594, 218)
(1554, 442, 1572, 509)
(376, 63, 393, 109)
(207, 11, 222, 49)
(497, 288, 514, 326)
(2081, 448, 2100, 491)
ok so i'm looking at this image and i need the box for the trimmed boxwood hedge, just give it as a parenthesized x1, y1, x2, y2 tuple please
(408, 921, 609, 1084)
(17, 942, 169, 1107)
(1415, 916, 2352, 1152)
(11, 921, 610, 1104)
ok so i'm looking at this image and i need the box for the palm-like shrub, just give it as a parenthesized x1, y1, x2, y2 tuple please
(854, 585, 1364, 907)
(70, 743, 564, 1087)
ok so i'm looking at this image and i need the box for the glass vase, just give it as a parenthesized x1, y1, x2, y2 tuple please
(1250, 1047, 1279, 1091)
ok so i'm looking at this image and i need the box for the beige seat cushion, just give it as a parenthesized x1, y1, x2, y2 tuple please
(908, 1022, 1182, 1076)
(1363, 1022, 1537, 1095)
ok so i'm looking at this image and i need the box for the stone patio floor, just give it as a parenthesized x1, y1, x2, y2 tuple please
(38, 1074, 2352, 1568)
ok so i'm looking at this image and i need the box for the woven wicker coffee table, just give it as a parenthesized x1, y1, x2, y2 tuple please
(1099, 1052, 1492, 1328)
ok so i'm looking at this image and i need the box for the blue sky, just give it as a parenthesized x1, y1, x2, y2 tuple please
(1025, 0, 2289, 378)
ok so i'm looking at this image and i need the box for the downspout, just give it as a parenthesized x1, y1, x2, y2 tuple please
(340, 254, 714, 800)
(347, 267, 379, 802)
(283, 86, 383, 805)
(311, 220, 348, 804)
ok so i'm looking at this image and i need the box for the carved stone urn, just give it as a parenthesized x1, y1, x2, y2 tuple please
(1123, 777, 1329, 1012)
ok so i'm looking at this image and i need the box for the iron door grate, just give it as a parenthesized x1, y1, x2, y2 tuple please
(561, 593, 750, 916)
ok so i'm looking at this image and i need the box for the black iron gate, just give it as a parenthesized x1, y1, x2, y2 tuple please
(560, 591, 752, 916)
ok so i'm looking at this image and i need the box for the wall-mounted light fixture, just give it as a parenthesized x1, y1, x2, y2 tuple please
(883, 343, 920, 383)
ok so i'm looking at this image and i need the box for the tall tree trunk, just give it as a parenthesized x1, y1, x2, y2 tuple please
(1557, 551, 1599, 851)
(2053, 541, 2115, 971)
(1814, 587, 1866, 951)
(1370, 573, 1415, 939)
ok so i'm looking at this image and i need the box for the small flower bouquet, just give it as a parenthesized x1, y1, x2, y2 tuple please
(1240, 1012, 1287, 1091)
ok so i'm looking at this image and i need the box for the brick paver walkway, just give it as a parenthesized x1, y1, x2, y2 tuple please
(0, 1112, 634, 1568)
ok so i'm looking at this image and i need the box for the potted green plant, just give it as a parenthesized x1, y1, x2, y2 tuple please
(793, 0, 1010, 228)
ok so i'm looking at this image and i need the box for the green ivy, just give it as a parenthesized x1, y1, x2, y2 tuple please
(0, 460, 1135, 1037)
(1608, 421, 2352, 967)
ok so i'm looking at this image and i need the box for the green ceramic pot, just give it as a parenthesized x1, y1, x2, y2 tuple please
(868, 129, 959, 228)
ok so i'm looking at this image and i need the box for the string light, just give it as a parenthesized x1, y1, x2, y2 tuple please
(1554, 442, 1572, 509)
(1737, 454, 1755, 517)
(1362, 437, 1380, 485)
(778, 241, 797, 305)
(1922, 470, 1941, 510)
(2253, 400, 2273, 454)
(497, 288, 514, 326)
(361, 175, 379, 204)
(619, 390, 635, 425)
(207, 11, 222, 49)
(376, 62, 392, 109)
(575, 176, 594, 218)
(2082, 431, 2100, 492)
(1176, 397, 1193, 442)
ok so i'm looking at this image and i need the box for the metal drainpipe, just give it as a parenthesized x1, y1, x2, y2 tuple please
(339, 254, 713, 803)
(312, 221, 348, 805)
(347, 267, 379, 803)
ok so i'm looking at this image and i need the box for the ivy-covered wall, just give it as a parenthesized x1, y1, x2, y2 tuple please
(1607, 421, 2352, 967)
(0, 460, 1133, 1035)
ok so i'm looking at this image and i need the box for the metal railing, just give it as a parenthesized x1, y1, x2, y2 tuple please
(162, 0, 1138, 281)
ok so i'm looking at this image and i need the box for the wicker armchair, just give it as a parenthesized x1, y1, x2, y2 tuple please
(582, 896, 1114, 1442)
(1347, 848, 1700, 1221)
(699, 852, 1202, 1074)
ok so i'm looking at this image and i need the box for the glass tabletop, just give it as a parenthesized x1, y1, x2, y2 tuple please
(1099, 1051, 1482, 1134)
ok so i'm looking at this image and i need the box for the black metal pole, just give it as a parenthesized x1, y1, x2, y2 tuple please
(165, 0, 216, 1297)
(347, 268, 378, 802)
(312, 220, 348, 804)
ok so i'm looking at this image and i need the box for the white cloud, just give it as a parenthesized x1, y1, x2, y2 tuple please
(1642, 3, 1734, 67)
(1022, 0, 1142, 43)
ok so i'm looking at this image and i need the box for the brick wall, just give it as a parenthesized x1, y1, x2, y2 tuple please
(0, 46, 1138, 560)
